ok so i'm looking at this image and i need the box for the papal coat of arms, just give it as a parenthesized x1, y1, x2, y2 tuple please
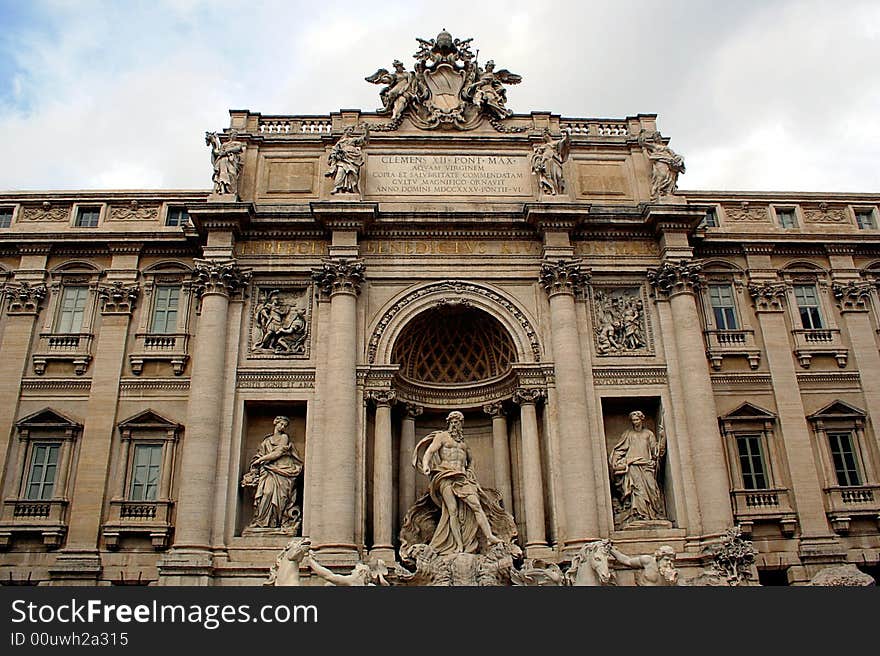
(366, 29, 523, 132)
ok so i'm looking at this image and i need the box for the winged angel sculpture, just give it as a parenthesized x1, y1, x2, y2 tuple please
(365, 29, 524, 131)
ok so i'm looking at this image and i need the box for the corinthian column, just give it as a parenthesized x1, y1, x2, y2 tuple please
(482, 402, 513, 513)
(311, 258, 365, 560)
(366, 389, 396, 562)
(539, 259, 598, 548)
(399, 403, 422, 521)
(163, 260, 249, 582)
(512, 388, 549, 556)
(647, 260, 732, 534)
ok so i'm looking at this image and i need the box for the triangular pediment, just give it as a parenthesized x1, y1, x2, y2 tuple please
(16, 407, 81, 428)
(808, 400, 866, 421)
(118, 409, 180, 430)
(721, 402, 776, 421)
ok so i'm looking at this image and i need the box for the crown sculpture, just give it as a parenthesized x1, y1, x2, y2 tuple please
(366, 29, 524, 132)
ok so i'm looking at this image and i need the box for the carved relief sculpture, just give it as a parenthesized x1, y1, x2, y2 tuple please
(252, 288, 308, 355)
(609, 544, 678, 586)
(366, 30, 523, 132)
(609, 410, 667, 527)
(325, 124, 369, 194)
(205, 130, 246, 198)
(593, 287, 648, 355)
(531, 129, 570, 195)
(241, 416, 303, 534)
(638, 129, 685, 200)
(400, 411, 517, 558)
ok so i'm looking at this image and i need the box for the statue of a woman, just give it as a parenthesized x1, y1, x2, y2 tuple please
(241, 415, 303, 533)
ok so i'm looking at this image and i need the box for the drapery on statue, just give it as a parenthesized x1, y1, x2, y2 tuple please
(638, 129, 685, 199)
(609, 544, 678, 586)
(464, 60, 521, 119)
(325, 124, 370, 194)
(531, 128, 570, 195)
(365, 59, 425, 122)
(241, 415, 303, 532)
(399, 411, 517, 557)
(609, 410, 667, 527)
(205, 130, 246, 197)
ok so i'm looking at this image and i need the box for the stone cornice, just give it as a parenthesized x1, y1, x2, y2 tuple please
(188, 202, 253, 236)
(311, 257, 366, 296)
(524, 204, 591, 232)
(310, 202, 377, 233)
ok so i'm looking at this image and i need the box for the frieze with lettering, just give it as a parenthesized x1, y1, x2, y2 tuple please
(366, 154, 531, 196)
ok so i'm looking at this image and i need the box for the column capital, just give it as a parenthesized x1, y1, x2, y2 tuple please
(98, 282, 140, 315)
(513, 388, 546, 405)
(192, 259, 251, 298)
(4, 282, 47, 315)
(539, 258, 590, 297)
(646, 259, 703, 298)
(403, 402, 424, 419)
(832, 281, 873, 312)
(482, 402, 506, 418)
(748, 280, 788, 312)
(365, 389, 397, 407)
(312, 257, 366, 297)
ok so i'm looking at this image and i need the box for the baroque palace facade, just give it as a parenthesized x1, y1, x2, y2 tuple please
(0, 32, 879, 586)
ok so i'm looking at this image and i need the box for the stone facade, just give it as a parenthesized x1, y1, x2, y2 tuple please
(0, 33, 879, 586)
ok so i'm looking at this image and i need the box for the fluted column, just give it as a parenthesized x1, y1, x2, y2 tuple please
(512, 388, 549, 555)
(399, 403, 422, 521)
(311, 258, 365, 559)
(539, 259, 598, 548)
(366, 389, 396, 561)
(648, 260, 733, 534)
(482, 402, 513, 512)
(165, 261, 249, 574)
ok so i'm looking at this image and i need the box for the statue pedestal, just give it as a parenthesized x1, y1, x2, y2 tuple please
(208, 192, 239, 202)
(242, 524, 300, 538)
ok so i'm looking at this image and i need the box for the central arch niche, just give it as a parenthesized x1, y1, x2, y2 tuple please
(391, 306, 516, 386)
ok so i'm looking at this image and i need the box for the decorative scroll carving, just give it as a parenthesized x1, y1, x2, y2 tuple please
(482, 402, 505, 418)
(592, 287, 650, 355)
(109, 201, 159, 222)
(724, 202, 768, 222)
(367, 280, 542, 364)
(205, 131, 246, 198)
(21, 203, 69, 222)
(748, 281, 788, 312)
(326, 125, 369, 194)
(311, 258, 365, 296)
(832, 281, 873, 311)
(646, 260, 703, 297)
(512, 388, 545, 405)
(365, 389, 397, 406)
(250, 287, 310, 356)
(5, 282, 48, 314)
(539, 259, 591, 296)
(366, 30, 524, 133)
(98, 282, 139, 314)
(530, 129, 570, 195)
(192, 260, 251, 298)
(638, 130, 685, 199)
(404, 403, 424, 419)
(804, 203, 846, 223)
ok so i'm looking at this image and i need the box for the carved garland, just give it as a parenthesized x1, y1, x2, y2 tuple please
(367, 280, 542, 364)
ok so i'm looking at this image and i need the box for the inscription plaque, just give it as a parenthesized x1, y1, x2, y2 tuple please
(366, 154, 531, 196)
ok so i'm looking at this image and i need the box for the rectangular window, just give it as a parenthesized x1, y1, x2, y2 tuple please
(56, 286, 89, 333)
(777, 208, 797, 228)
(702, 207, 718, 228)
(793, 284, 823, 329)
(709, 284, 738, 330)
(0, 207, 13, 228)
(828, 431, 862, 487)
(736, 434, 768, 490)
(165, 207, 189, 227)
(855, 209, 876, 230)
(25, 443, 60, 500)
(150, 286, 180, 334)
(74, 206, 101, 227)
(130, 444, 162, 501)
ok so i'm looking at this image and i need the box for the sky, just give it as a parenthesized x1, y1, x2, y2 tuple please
(1, 0, 878, 193)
